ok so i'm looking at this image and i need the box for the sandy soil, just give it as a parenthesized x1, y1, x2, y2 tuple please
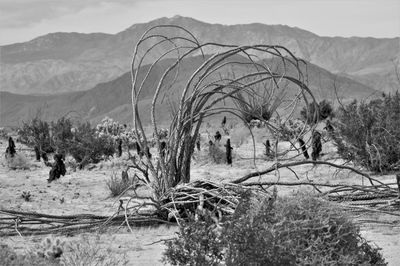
(1, 136, 399, 265)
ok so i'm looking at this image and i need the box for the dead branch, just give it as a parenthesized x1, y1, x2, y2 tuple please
(231, 160, 386, 187)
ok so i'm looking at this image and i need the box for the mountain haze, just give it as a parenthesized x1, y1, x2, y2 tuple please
(1, 16, 398, 95)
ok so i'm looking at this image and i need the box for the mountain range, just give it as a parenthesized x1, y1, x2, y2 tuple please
(0, 54, 378, 127)
(0, 15, 398, 127)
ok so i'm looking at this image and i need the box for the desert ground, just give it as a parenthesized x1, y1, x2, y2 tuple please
(1, 128, 400, 265)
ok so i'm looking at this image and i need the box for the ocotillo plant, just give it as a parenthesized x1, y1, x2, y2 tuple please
(130, 25, 317, 199)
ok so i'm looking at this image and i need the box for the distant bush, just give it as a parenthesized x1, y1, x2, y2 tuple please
(276, 119, 305, 141)
(18, 117, 53, 153)
(208, 142, 226, 164)
(69, 122, 115, 168)
(5, 153, 30, 170)
(233, 82, 284, 124)
(50, 117, 74, 155)
(18, 117, 116, 168)
(301, 100, 334, 124)
(18, 116, 74, 154)
(163, 192, 386, 266)
(333, 93, 400, 172)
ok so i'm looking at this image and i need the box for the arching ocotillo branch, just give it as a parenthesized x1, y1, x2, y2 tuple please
(130, 25, 319, 197)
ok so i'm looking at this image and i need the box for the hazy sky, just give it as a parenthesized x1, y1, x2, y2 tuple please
(0, 0, 399, 45)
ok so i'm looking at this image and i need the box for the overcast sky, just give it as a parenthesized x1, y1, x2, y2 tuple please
(0, 0, 399, 45)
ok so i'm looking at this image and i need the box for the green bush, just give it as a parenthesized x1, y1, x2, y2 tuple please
(51, 117, 74, 155)
(18, 117, 53, 153)
(301, 100, 334, 125)
(333, 93, 400, 172)
(18, 117, 116, 168)
(69, 122, 115, 168)
(163, 192, 386, 266)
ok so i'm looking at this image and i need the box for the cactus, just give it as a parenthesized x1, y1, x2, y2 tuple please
(21, 191, 31, 202)
(36, 236, 65, 260)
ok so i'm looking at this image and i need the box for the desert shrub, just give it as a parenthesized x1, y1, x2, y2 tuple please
(95, 117, 137, 144)
(1, 235, 129, 266)
(18, 116, 74, 154)
(50, 117, 74, 155)
(69, 122, 115, 168)
(0, 127, 9, 139)
(18, 117, 116, 168)
(163, 192, 386, 266)
(233, 81, 284, 124)
(301, 100, 334, 124)
(276, 119, 305, 141)
(208, 143, 226, 164)
(106, 172, 138, 197)
(0, 243, 59, 266)
(5, 153, 30, 170)
(18, 117, 53, 153)
(163, 212, 225, 266)
(333, 93, 400, 172)
(60, 235, 128, 266)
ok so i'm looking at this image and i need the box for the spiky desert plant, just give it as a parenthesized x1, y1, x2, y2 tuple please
(130, 25, 317, 199)
(36, 236, 65, 261)
(106, 171, 139, 197)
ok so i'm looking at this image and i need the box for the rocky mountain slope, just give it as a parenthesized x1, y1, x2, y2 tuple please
(0, 55, 378, 127)
(1, 16, 398, 95)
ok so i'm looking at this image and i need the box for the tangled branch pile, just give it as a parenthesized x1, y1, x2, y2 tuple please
(0, 209, 165, 237)
(0, 181, 266, 236)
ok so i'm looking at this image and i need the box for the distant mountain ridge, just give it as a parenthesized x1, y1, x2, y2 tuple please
(0, 55, 378, 127)
(1, 15, 399, 95)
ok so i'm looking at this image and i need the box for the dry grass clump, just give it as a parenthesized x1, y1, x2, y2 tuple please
(0, 243, 59, 266)
(1, 235, 129, 266)
(5, 153, 30, 170)
(106, 171, 138, 197)
(60, 235, 128, 266)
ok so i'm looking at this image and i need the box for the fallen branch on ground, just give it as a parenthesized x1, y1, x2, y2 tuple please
(232, 160, 386, 188)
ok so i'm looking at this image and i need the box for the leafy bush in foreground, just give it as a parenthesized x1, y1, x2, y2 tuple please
(163, 192, 386, 266)
(333, 93, 400, 172)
